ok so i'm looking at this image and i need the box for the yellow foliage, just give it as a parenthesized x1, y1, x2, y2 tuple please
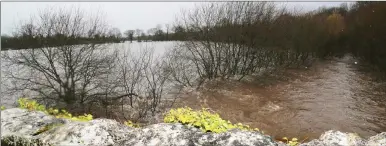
(17, 99, 302, 145)
(164, 107, 261, 133)
(283, 137, 299, 146)
(17, 98, 93, 122)
(18, 98, 45, 111)
(1, 106, 5, 110)
(124, 120, 141, 128)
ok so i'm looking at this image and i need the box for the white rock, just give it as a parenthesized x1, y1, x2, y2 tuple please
(300, 130, 366, 146)
(1, 108, 66, 138)
(2, 108, 386, 146)
(367, 132, 386, 146)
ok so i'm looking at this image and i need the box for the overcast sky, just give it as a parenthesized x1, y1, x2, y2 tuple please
(1, 2, 345, 35)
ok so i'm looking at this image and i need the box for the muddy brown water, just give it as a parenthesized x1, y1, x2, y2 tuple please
(174, 55, 386, 141)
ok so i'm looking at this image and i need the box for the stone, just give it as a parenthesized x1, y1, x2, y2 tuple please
(300, 130, 366, 146)
(1, 108, 66, 138)
(366, 132, 386, 146)
(119, 124, 278, 146)
(2, 108, 386, 146)
(38, 119, 136, 146)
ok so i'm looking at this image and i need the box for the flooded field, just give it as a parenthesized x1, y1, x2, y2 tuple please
(174, 55, 386, 141)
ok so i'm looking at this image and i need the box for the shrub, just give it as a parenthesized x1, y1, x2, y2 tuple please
(18, 98, 45, 111)
(124, 120, 141, 128)
(283, 137, 299, 146)
(17, 98, 93, 122)
(1, 106, 5, 110)
(17, 98, 133, 126)
(164, 107, 260, 133)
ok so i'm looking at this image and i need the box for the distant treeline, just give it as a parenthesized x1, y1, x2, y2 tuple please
(2, 2, 386, 77)
(165, 1, 386, 77)
(1, 35, 124, 50)
(1, 28, 184, 50)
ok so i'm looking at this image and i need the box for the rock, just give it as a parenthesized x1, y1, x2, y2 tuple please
(1, 135, 49, 146)
(299, 130, 372, 146)
(120, 123, 202, 146)
(38, 119, 136, 146)
(2, 108, 386, 146)
(1, 108, 66, 138)
(120, 124, 278, 146)
(366, 132, 386, 146)
(1, 108, 279, 146)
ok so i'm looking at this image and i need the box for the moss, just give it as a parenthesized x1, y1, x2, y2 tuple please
(1, 135, 52, 146)
(17, 98, 93, 122)
(13, 99, 300, 145)
(124, 120, 141, 128)
(165, 107, 300, 145)
(283, 137, 299, 146)
(164, 107, 260, 133)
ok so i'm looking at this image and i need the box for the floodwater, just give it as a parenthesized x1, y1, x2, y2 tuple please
(175, 55, 386, 141)
(0, 41, 177, 107)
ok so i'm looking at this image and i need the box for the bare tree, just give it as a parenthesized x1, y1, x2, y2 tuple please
(134, 29, 143, 42)
(165, 24, 170, 40)
(163, 45, 197, 87)
(2, 7, 126, 114)
(140, 32, 147, 42)
(112, 46, 172, 122)
(172, 2, 279, 83)
(2, 6, 177, 124)
(108, 27, 122, 42)
(124, 30, 135, 43)
(147, 28, 157, 41)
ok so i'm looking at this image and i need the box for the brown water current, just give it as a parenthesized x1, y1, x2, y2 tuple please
(174, 55, 386, 141)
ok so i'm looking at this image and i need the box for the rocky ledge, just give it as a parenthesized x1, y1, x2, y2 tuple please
(1, 108, 385, 146)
